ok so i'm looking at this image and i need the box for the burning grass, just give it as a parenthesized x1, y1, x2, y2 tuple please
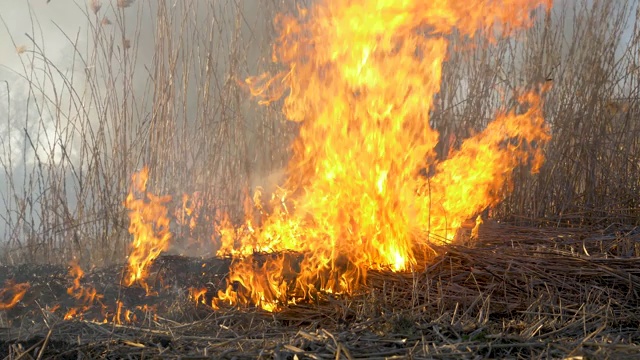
(0, 0, 639, 358)
(202, 0, 554, 312)
(1, 223, 639, 359)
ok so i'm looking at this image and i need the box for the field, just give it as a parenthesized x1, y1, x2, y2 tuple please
(0, 0, 639, 359)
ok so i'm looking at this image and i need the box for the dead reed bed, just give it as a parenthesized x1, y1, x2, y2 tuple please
(0, 223, 638, 359)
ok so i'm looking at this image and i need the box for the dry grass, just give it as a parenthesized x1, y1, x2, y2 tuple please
(0, 223, 638, 359)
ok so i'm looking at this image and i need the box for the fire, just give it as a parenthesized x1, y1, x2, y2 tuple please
(214, 0, 552, 310)
(0, 281, 30, 310)
(176, 192, 202, 235)
(65, 261, 104, 320)
(214, 254, 291, 312)
(189, 287, 208, 305)
(114, 300, 125, 324)
(64, 308, 80, 321)
(110, 302, 156, 325)
(124, 167, 172, 292)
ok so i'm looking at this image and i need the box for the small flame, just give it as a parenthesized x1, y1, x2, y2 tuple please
(189, 287, 208, 305)
(177, 192, 201, 232)
(64, 261, 103, 320)
(125, 309, 135, 323)
(0, 281, 30, 310)
(124, 167, 172, 293)
(213, 254, 290, 312)
(64, 308, 79, 321)
(114, 300, 124, 324)
(471, 215, 484, 240)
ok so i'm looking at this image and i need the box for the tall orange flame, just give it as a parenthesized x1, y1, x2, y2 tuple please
(124, 167, 172, 293)
(215, 0, 552, 310)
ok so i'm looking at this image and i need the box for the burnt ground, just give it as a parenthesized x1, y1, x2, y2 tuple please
(1, 223, 640, 359)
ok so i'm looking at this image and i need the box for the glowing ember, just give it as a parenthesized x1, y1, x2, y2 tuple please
(0, 281, 30, 310)
(124, 166, 172, 293)
(213, 0, 552, 310)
